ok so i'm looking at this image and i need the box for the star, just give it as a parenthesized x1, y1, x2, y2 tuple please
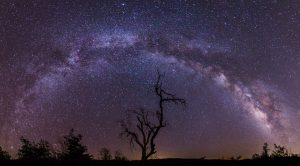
(0, 0, 299, 160)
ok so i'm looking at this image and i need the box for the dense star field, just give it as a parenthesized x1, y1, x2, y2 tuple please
(0, 0, 299, 159)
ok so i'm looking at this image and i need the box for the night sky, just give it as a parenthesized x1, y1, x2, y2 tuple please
(0, 0, 299, 159)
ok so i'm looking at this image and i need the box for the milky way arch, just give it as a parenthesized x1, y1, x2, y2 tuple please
(2, 30, 298, 158)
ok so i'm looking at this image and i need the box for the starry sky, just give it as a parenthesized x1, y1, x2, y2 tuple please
(0, 0, 299, 159)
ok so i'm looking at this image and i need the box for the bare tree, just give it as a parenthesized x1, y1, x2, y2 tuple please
(120, 72, 186, 161)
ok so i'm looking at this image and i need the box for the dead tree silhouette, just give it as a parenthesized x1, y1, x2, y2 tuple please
(120, 71, 186, 161)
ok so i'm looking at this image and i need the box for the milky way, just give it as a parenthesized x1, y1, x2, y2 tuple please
(0, 0, 299, 159)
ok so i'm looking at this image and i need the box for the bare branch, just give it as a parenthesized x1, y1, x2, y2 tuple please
(120, 71, 186, 161)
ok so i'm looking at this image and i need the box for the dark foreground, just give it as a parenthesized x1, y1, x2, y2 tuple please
(1, 159, 300, 166)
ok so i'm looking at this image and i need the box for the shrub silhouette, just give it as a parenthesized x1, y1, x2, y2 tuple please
(17, 137, 53, 160)
(99, 148, 112, 160)
(271, 144, 289, 158)
(252, 153, 260, 159)
(59, 129, 91, 160)
(252, 142, 298, 159)
(252, 142, 270, 159)
(230, 155, 242, 160)
(261, 142, 270, 158)
(114, 150, 127, 161)
(0, 146, 11, 160)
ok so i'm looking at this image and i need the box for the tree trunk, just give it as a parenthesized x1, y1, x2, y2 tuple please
(141, 149, 147, 161)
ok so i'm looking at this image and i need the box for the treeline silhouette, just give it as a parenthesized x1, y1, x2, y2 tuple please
(0, 129, 127, 161)
(0, 129, 299, 161)
(251, 142, 299, 159)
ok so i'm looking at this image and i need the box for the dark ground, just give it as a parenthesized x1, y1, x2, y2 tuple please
(1, 159, 300, 166)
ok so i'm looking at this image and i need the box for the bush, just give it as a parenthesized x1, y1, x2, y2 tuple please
(0, 146, 10, 160)
(59, 129, 91, 160)
(99, 148, 112, 160)
(17, 137, 53, 160)
(271, 144, 289, 158)
(114, 150, 127, 161)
